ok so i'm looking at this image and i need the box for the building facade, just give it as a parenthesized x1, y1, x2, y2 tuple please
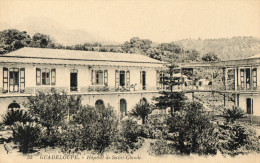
(0, 47, 166, 119)
(178, 54, 260, 116)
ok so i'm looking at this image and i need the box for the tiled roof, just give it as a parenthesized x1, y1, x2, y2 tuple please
(2, 47, 165, 64)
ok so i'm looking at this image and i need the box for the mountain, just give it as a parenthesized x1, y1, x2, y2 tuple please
(12, 17, 118, 46)
(173, 37, 260, 60)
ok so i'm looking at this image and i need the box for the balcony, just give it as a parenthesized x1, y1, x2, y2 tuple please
(0, 85, 164, 96)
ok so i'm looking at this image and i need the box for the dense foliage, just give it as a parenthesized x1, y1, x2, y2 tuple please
(221, 106, 246, 123)
(167, 102, 219, 155)
(12, 122, 42, 153)
(73, 105, 118, 153)
(2, 108, 32, 126)
(217, 122, 260, 156)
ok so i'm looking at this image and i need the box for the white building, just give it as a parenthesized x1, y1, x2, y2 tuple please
(0, 47, 167, 119)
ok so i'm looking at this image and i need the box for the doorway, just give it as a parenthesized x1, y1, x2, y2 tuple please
(70, 72, 78, 91)
(246, 98, 253, 114)
(120, 99, 127, 119)
(141, 71, 146, 90)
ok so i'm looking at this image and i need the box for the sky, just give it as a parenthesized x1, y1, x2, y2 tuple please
(0, 0, 260, 44)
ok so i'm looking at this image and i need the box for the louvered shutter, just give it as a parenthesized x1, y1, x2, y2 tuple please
(36, 68, 41, 85)
(115, 70, 119, 88)
(3, 68, 8, 93)
(91, 69, 94, 85)
(126, 70, 130, 87)
(20, 68, 25, 92)
(104, 70, 108, 86)
(51, 69, 56, 85)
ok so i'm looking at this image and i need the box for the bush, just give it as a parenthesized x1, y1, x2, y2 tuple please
(73, 105, 118, 153)
(111, 118, 144, 153)
(221, 106, 245, 122)
(12, 122, 42, 153)
(149, 139, 175, 156)
(142, 114, 168, 139)
(217, 122, 260, 156)
(167, 102, 218, 155)
(58, 124, 84, 153)
(2, 108, 32, 126)
(24, 90, 71, 147)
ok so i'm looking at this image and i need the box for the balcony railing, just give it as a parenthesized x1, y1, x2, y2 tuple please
(1, 84, 259, 96)
(0, 85, 164, 95)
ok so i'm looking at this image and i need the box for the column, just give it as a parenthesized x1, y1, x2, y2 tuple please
(237, 68, 241, 90)
(234, 67, 238, 90)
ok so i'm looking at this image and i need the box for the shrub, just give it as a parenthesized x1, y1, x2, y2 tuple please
(110, 118, 144, 153)
(149, 139, 175, 156)
(142, 114, 168, 139)
(12, 122, 42, 153)
(2, 108, 33, 126)
(167, 102, 218, 155)
(58, 124, 84, 153)
(217, 122, 260, 156)
(73, 105, 118, 153)
(24, 90, 69, 146)
(221, 106, 245, 122)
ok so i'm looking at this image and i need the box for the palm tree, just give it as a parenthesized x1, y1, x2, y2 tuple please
(130, 100, 151, 124)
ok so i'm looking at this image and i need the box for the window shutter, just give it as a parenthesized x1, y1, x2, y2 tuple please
(126, 70, 130, 87)
(104, 70, 108, 86)
(51, 69, 56, 85)
(156, 71, 159, 87)
(140, 71, 142, 84)
(115, 70, 119, 88)
(91, 69, 94, 85)
(3, 68, 8, 93)
(36, 68, 41, 85)
(20, 68, 25, 92)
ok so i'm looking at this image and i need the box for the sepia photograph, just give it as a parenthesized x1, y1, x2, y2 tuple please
(0, 0, 260, 163)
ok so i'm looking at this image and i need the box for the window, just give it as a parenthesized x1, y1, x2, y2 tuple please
(8, 102, 20, 110)
(91, 70, 108, 85)
(95, 99, 104, 109)
(157, 71, 165, 89)
(253, 68, 257, 88)
(42, 68, 50, 85)
(115, 70, 130, 88)
(120, 71, 125, 86)
(36, 68, 56, 86)
(3, 68, 25, 93)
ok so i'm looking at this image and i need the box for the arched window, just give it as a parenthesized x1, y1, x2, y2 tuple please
(120, 99, 127, 119)
(8, 102, 20, 110)
(140, 98, 148, 105)
(95, 99, 104, 109)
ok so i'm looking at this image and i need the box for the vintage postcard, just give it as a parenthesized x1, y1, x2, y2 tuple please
(0, 0, 259, 163)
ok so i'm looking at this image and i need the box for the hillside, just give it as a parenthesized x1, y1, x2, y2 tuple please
(174, 37, 260, 60)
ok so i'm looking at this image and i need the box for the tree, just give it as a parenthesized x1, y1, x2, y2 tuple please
(167, 102, 218, 155)
(130, 100, 152, 124)
(30, 33, 55, 48)
(0, 29, 31, 54)
(202, 52, 220, 62)
(153, 64, 187, 116)
(73, 105, 118, 153)
(24, 89, 68, 135)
